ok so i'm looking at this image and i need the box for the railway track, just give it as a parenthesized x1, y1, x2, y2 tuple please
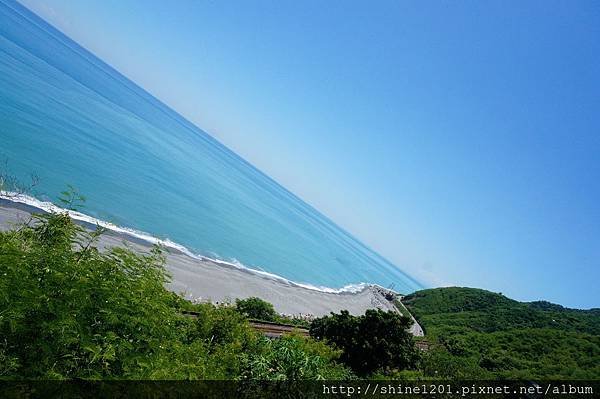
(180, 310, 309, 338)
(248, 320, 309, 338)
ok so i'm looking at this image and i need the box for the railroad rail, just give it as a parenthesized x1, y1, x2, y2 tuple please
(180, 310, 309, 338)
(248, 319, 309, 338)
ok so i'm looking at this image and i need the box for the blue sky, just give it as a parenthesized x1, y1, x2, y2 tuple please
(19, 0, 599, 308)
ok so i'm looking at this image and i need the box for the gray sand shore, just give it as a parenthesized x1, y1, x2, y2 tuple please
(0, 201, 397, 317)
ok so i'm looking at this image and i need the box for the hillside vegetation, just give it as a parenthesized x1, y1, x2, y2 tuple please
(403, 287, 600, 379)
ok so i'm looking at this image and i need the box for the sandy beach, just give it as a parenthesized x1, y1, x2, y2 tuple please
(0, 200, 398, 317)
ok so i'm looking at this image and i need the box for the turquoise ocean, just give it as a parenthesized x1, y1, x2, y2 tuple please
(0, 0, 422, 294)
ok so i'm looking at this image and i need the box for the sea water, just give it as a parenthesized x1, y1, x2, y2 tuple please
(0, 0, 423, 294)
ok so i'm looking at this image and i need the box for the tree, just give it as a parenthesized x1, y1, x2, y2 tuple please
(235, 297, 278, 322)
(310, 309, 418, 376)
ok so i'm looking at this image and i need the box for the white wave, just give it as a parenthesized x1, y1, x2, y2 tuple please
(0, 191, 375, 295)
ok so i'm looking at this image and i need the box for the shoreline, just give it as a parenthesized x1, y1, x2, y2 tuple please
(0, 197, 398, 317)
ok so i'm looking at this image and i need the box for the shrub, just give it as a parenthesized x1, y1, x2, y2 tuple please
(310, 309, 418, 376)
(235, 297, 278, 322)
(241, 334, 352, 380)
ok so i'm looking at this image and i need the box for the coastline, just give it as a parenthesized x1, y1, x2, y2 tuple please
(0, 197, 398, 317)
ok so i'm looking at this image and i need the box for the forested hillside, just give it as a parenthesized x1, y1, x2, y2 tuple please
(403, 287, 600, 379)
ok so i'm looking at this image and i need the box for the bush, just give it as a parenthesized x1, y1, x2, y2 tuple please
(235, 297, 278, 322)
(310, 309, 418, 376)
(241, 334, 352, 380)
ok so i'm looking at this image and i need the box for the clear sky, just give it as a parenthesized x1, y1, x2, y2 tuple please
(18, 0, 600, 308)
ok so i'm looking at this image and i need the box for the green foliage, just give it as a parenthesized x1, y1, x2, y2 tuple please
(2, 213, 180, 378)
(232, 296, 311, 328)
(310, 309, 419, 376)
(0, 211, 351, 380)
(235, 297, 278, 322)
(403, 287, 600, 336)
(274, 315, 312, 329)
(58, 185, 86, 210)
(403, 287, 600, 379)
(241, 334, 352, 380)
(419, 348, 493, 379)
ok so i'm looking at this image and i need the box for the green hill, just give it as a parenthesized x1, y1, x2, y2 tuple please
(402, 287, 600, 379)
(403, 287, 600, 335)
